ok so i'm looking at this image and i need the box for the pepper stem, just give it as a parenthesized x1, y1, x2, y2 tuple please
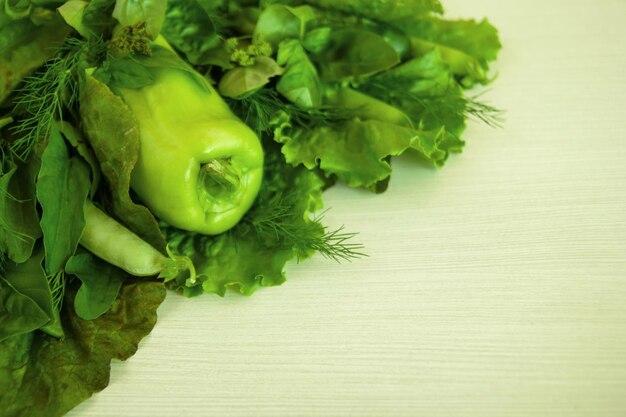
(200, 158, 241, 197)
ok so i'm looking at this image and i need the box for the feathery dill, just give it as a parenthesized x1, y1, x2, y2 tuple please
(244, 192, 366, 262)
(361, 81, 504, 130)
(9, 36, 106, 161)
(464, 93, 504, 128)
(227, 88, 356, 136)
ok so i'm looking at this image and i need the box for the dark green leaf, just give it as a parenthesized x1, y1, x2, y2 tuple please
(314, 28, 400, 81)
(0, 158, 42, 264)
(94, 58, 155, 90)
(66, 251, 126, 320)
(160, 0, 225, 66)
(0, 279, 166, 417)
(36, 128, 91, 275)
(82, 0, 116, 37)
(0, 278, 49, 342)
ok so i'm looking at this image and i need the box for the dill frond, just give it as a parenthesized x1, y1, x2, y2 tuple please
(227, 88, 355, 136)
(464, 93, 505, 128)
(10, 36, 105, 161)
(246, 192, 366, 262)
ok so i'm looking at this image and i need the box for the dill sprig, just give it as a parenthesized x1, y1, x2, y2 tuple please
(227, 88, 355, 136)
(464, 93, 505, 128)
(9, 37, 105, 161)
(245, 192, 366, 262)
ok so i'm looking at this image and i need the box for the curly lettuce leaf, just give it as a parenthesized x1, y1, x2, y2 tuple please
(359, 49, 467, 136)
(393, 16, 501, 86)
(276, 115, 459, 188)
(0, 279, 166, 417)
(261, 0, 443, 21)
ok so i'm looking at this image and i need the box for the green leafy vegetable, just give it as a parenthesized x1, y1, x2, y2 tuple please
(0, 279, 166, 417)
(65, 250, 126, 320)
(36, 128, 90, 276)
(0, 1, 501, 416)
(276, 39, 322, 107)
(0, 246, 54, 342)
(0, 157, 41, 264)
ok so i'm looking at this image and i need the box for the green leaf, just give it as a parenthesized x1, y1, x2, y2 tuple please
(254, 4, 317, 47)
(314, 28, 400, 81)
(58, 121, 102, 198)
(0, 279, 166, 417)
(3, 0, 32, 19)
(57, 0, 92, 38)
(160, 0, 224, 66)
(276, 39, 322, 108)
(0, 278, 49, 342)
(80, 73, 167, 253)
(112, 0, 167, 38)
(218, 56, 283, 98)
(65, 251, 126, 320)
(274, 88, 461, 188)
(395, 16, 501, 86)
(36, 128, 91, 275)
(359, 50, 467, 136)
(261, 0, 443, 21)
(0, 158, 42, 264)
(94, 57, 155, 90)
(82, 0, 117, 37)
(0, 246, 60, 341)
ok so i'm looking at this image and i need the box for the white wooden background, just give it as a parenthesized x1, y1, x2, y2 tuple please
(69, 0, 626, 416)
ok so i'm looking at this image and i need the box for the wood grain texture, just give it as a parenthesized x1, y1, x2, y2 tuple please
(68, 0, 626, 416)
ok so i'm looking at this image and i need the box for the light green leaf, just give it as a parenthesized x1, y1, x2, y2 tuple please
(276, 39, 321, 108)
(113, 0, 167, 38)
(218, 56, 283, 98)
(57, 0, 91, 38)
(261, 0, 443, 21)
(395, 16, 501, 86)
(274, 88, 462, 188)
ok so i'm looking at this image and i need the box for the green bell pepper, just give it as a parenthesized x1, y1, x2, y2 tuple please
(114, 56, 264, 235)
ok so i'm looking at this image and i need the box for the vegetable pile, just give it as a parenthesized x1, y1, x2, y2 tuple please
(0, 0, 501, 416)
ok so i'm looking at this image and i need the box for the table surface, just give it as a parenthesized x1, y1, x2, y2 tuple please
(69, 1, 626, 416)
